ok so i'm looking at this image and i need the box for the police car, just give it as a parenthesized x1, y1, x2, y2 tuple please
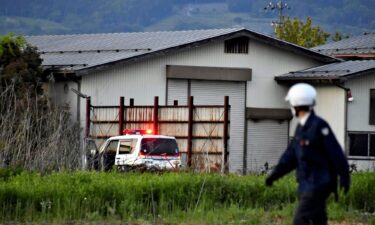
(98, 129, 181, 171)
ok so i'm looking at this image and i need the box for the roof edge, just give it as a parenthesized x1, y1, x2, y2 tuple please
(68, 28, 339, 75)
(275, 65, 375, 83)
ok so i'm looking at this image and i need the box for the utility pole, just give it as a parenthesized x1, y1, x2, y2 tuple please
(264, 0, 291, 27)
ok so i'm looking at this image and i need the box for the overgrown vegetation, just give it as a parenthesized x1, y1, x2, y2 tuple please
(0, 33, 81, 171)
(0, 171, 374, 224)
(0, 85, 81, 171)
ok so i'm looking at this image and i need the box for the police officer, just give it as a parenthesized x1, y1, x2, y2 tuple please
(265, 83, 350, 225)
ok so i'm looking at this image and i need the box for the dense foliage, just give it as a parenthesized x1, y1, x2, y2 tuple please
(275, 17, 331, 48)
(0, 171, 373, 224)
(0, 34, 81, 171)
(0, 0, 373, 35)
(0, 33, 43, 95)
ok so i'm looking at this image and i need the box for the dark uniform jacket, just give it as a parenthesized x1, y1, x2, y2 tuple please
(268, 111, 350, 195)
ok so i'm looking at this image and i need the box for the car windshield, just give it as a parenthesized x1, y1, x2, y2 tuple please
(140, 138, 179, 156)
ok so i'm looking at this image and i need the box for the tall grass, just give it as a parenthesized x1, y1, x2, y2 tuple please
(0, 170, 373, 224)
(0, 85, 81, 171)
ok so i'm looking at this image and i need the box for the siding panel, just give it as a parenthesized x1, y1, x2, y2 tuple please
(315, 86, 346, 148)
(346, 72, 375, 132)
(167, 79, 188, 105)
(247, 120, 288, 172)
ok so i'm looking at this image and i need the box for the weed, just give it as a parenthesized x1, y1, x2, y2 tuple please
(0, 171, 372, 224)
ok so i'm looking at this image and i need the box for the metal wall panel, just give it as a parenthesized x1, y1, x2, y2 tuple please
(167, 79, 188, 105)
(193, 123, 224, 137)
(247, 120, 288, 172)
(159, 107, 188, 121)
(314, 86, 346, 148)
(126, 107, 154, 122)
(345, 72, 375, 132)
(288, 86, 346, 149)
(192, 139, 223, 153)
(81, 40, 321, 127)
(91, 108, 119, 121)
(79, 38, 323, 173)
(52, 81, 79, 122)
(193, 107, 225, 121)
(190, 80, 246, 173)
(91, 124, 118, 138)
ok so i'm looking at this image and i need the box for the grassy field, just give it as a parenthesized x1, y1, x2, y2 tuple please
(0, 169, 374, 224)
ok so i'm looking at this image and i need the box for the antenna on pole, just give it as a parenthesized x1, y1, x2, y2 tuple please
(264, 0, 291, 27)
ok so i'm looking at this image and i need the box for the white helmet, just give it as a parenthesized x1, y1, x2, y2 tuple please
(285, 83, 317, 107)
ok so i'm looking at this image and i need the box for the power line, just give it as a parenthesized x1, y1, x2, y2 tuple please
(264, 0, 291, 27)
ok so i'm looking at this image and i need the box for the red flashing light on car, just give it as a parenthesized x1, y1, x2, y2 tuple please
(122, 129, 154, 135)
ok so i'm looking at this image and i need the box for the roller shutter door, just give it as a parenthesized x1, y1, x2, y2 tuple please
(167, 79, 188, 105)
(247, 120, 289, 173)
(191, 80, 246, 173)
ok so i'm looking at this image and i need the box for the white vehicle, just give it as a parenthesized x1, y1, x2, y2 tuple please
(99, 129, 181, 171)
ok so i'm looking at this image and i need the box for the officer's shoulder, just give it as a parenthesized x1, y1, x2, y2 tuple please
(312, 114, 332, 136)
(310, 114, 330, 129)
(313, 115, 328, 125)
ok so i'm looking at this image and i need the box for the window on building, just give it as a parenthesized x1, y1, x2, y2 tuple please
(224, 37, 249, 54)
(370, 134, 375, 156)
(370, 89, 375, 125)
(348, 133, 375, 157)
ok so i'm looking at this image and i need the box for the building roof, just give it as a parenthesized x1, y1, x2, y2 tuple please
(312, 32, 375, 58)
(26, 28, 338, 75)
(275, 60, 375, 82)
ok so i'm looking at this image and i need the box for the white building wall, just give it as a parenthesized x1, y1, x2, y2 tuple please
(345, 72, 375, 132)
(315, 86, 346, 148)
(51, 81, 79, 122)
(246, 41, 320, 109)
(344, 72, 375, 171)
(80, 39, 322, 126)
(288, 86, 346, 148)
(74, 37, 333, 173)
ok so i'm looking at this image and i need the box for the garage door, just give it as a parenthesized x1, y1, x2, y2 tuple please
(247, 120, 289, 173)
(191, 80, 246, 173)
(167, 79, 246, 173)
(167, 79, 188, 105)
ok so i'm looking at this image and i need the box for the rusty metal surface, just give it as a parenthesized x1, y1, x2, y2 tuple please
(91, 107, 119, 121)
(126, 107, 153, 122)
(159, 124, 188, 137)
(159, 108, 188, 121)
(91, 124, 118, 137)
(193, 123, 223, 137)
(193, 107, 225, 121)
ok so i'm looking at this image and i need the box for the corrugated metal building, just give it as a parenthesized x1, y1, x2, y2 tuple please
(310, 33, 375, 170)
(27, 28, 372, 173)
(277, 60, 375, 170)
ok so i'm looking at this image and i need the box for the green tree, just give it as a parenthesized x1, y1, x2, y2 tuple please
(331, 31, 349, 42)
(0, 33, 43, 95)
(275, 17, 330, 48)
